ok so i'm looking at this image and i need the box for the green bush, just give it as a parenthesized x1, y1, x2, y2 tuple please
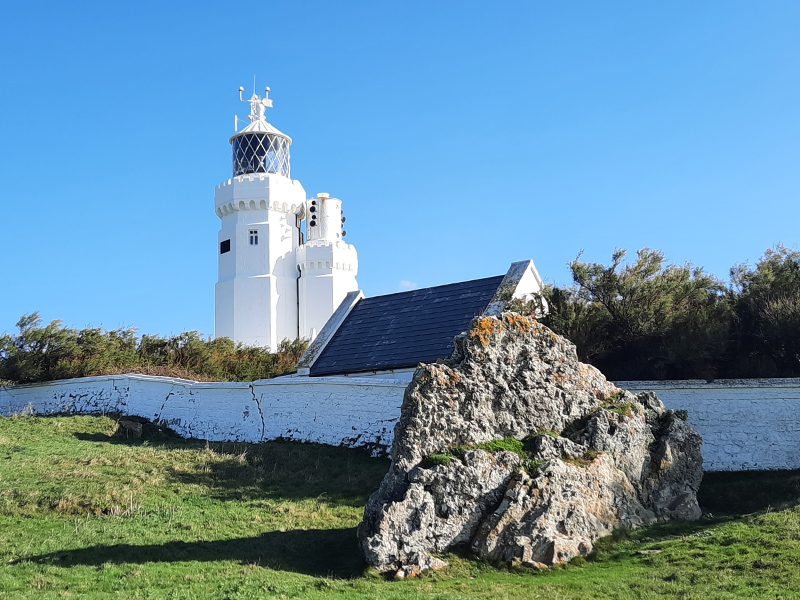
(542, 245, 800, 380)
(0, 314, 307, 384)
(728, 245, 800, 377)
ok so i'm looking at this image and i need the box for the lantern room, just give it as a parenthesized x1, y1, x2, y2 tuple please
(229, 87, 292, 178)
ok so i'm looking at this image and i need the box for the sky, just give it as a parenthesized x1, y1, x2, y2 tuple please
(1, 1, 798, 337)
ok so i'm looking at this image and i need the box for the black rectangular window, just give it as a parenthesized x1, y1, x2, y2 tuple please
(220, 239, 231, 254)
(249, 230, 258, 245)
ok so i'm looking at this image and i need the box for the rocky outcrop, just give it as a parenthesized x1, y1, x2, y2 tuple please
(358, 313, 703, 575)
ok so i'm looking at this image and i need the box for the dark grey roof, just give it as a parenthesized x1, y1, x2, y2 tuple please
(309, 275, 505, 376)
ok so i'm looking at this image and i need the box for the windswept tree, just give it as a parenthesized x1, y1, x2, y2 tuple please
(729, 245, 800, 377)
(0, 314, 82, 383)
(543, 248, 732, 380)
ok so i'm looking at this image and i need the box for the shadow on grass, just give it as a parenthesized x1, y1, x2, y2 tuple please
(73, 430, 390, 506)
(586, 514, 737, 566)
(24, 527, 366, 578)
(590, 471, 800, 565)
(699, 469, 800, 514)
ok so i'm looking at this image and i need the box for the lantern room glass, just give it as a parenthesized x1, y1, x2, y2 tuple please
(232, 133, 291, 177)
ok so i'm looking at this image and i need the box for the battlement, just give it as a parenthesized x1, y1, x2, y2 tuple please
(214, 173, 305, 217)
(296, 239, 358, 274)
(215, 199, 304, 217)
(300, 239, 356, 251)
(297, 260, 357, 273)
(214, 173, 301, 190)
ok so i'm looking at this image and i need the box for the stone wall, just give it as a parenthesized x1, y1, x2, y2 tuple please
(0, 374, 406, 452)
(618, 379, 800, 472)
(2, 375, 799, 471)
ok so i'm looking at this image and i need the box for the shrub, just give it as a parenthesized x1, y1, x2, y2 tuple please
(0, 314, 307, 384)
(542, 245, 800, 380)
(543, 248, 731, 381)
(729, 245, 800, 377)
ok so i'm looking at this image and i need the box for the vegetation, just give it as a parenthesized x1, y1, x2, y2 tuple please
(534, 429, 561, 438)
(468, 437, 525, 456)
(0, 313, 307, 384)
(5, 245, 797, 385)
(2, 415, 800, 599)
(441, 437, 527, 463)
(601, 401, 638, 417)
(427, 435, 593, 474)
(729, 246, 800, 377)
(423, 453, 453, 467)
(564, 448, 601, 468)
(540, 245, 800, 381)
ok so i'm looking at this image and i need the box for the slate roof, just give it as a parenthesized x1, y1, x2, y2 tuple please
(309, 275, 505, 377)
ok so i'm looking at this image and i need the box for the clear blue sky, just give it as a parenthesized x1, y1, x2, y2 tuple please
(1, 1, 798, 337)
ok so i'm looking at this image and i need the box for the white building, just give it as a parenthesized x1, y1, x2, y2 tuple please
(214, 87, 358, 350)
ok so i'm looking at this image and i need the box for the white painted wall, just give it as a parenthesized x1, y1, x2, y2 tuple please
(214, 173, 305, 349)
(297, 193, 359, 341)
(0, 375, 405, 453)
(3, 376, 799, 471)
(297, 243, 359, 341)
(304, 193, 344, 244)
(214, 183, 359, 350)
(617, 379, 800, 472)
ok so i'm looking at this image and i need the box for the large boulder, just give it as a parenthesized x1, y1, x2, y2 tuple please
(358, 313, 702, 575)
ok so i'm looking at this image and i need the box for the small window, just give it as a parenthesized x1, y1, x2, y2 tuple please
(249, 230, 258, 245)
(220, 239, 231, 254)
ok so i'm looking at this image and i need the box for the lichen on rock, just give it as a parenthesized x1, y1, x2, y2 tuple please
(357, 313, 703, 575)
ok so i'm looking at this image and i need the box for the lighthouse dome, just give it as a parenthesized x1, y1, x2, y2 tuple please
(230, 87, 292, 178)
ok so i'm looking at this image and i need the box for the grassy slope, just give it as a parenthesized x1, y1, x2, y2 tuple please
(1, 416, 800, 599)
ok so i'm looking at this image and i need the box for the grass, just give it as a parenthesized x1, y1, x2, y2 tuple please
(1, 415, 800, 599)
(450, 437, 526, 458)
(430, 434, 600, 473)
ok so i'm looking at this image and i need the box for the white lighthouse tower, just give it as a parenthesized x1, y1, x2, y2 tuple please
(214, 86, 359, 350)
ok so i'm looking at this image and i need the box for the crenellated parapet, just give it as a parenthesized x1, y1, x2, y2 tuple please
(215, 199, 303, 217)
(297, 261, 358, 273)
(301, 239, 357, 250)
(297, 222, 359, 340)
(296, 239, 358, 273)
(214, 173, 305, 217)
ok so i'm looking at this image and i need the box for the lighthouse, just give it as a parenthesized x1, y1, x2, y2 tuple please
(214, 87, 359, 350)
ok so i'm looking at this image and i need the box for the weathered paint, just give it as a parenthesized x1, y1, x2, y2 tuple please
(0, 374, 405, 455)
(618, 379, 800, 472)
(3, 375, 799, 470)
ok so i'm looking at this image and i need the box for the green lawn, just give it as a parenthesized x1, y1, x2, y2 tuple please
(1, 415, 799, 599)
